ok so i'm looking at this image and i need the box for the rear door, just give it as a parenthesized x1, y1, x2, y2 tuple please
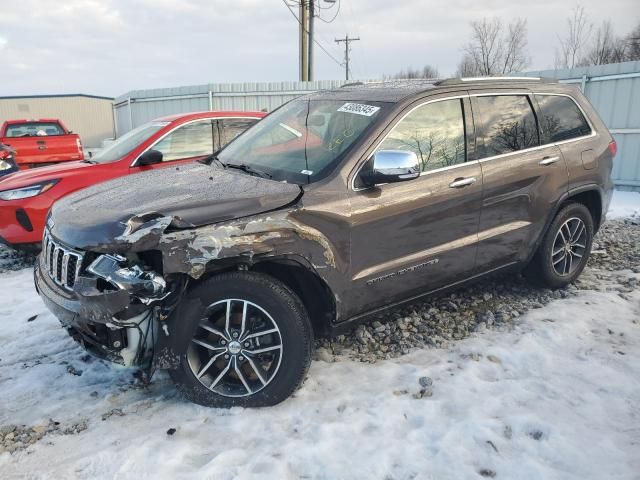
(470, 92, 568, 272)
(346, 95, 483, 317)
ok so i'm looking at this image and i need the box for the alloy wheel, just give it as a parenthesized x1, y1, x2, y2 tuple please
(187, 299, 283, 398)
(551, 217, 587, 277)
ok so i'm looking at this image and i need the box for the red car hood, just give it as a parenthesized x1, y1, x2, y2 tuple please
(0, 160, 96, 190)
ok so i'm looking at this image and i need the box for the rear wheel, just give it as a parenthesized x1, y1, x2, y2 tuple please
(526, 202, 594, 288)
(168, 271, 313, 408)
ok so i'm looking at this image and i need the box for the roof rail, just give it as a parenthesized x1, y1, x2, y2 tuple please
(435, 76, 549, 86)
(340, 81, 365, 88)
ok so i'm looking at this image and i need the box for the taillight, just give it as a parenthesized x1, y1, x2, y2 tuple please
(608, 140, 617, 157)
(76, 137, 83, 152)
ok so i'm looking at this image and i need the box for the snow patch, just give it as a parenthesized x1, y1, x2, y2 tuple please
(608, 190, 640, 220)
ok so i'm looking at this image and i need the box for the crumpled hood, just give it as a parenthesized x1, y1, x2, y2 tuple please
(49, 163, 302, 250)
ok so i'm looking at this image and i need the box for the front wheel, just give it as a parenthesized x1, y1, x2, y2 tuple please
(526, 202, 594, 288)
(168, 271, 313, 408)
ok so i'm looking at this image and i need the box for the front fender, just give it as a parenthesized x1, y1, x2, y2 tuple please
(155, 211, 340, 280)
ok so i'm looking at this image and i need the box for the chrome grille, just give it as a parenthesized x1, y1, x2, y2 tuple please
(42, 230, 84, 290)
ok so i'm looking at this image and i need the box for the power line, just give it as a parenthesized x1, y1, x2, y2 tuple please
(281, 0, 344, 68)
(316, 0, 341, 24)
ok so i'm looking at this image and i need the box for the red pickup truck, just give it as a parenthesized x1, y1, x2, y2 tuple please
(0, 119, 84, 169)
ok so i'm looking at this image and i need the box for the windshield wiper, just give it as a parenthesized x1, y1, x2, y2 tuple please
(200, 153, 227, 170)
(82, 158, 99, 164)
(225, 163, 273, 179)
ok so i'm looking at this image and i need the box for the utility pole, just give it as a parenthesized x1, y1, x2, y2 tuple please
(288, 0, 340, 81)
(299, 2, 309, 81)
(308, 1, 314, 81)
(335, 34, 360, 80)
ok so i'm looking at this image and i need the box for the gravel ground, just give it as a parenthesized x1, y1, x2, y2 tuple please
(1, 219, 638, 367)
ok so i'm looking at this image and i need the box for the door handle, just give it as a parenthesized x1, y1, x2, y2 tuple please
(539, 156, 560, 166)
(449, 177, 477, 188)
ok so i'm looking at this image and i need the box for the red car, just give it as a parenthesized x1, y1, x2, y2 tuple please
(0, 119, 85, 169)
(0, 111, 264, 249)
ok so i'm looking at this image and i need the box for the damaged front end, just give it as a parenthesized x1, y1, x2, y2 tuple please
(37, 201, 342, 371)
(35, 237, 185, 368)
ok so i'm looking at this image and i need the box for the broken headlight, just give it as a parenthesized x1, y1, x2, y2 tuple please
(87, 254, 166, 299)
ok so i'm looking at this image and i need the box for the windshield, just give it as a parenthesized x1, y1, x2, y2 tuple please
(217, 99, 386, 184)
(92, 122, 169, 163)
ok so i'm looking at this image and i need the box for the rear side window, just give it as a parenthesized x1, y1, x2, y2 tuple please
(5, 122, 65, 137)
(535, 94, 592, 142)
(378, 98, 466, 172)
(474, 95, 539, 158)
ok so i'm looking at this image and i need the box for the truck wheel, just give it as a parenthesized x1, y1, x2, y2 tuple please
(169, 271, 313, 408)
(526, 202, 594, 288)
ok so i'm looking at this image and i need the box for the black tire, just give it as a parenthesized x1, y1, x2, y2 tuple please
(168, 271, 313, 408)
(526, 202, 594, 288)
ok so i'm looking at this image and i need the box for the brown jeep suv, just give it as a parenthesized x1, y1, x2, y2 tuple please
(35, 78, 616, 407)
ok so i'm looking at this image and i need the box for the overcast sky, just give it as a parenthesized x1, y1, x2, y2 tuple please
(1, 0, 638, 97)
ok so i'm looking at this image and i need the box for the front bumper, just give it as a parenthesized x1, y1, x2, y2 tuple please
(0, 195, 50, 246)
(34, 256, 140, 364)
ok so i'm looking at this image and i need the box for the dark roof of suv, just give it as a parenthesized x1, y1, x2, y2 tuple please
(311, 77, 557, 104)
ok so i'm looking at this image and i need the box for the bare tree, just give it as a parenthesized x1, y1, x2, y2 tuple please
(585, 21, 613, 64)
(502, 19, 530, 73)
(386, 65, 439, 80)
(584, 21, 621, 65)
(625, 22, 640, 61)
(555, 4, 592, 68)
(457, 17, 530, 76)
(456, 54, 477, 77)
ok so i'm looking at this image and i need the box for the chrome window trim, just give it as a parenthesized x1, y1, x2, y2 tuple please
(129, 116, 263, 167)
(351, 95, 470, 192)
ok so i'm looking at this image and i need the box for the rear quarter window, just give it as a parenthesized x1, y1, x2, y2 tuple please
(535, 94, 592, 143)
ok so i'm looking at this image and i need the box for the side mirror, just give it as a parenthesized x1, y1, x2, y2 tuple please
(137, 149, 163, 166)
(359, 150, 420, 187)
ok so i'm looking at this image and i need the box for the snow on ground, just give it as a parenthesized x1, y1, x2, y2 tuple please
(608, 190, 640, 220)
(0, 193, 639, 479)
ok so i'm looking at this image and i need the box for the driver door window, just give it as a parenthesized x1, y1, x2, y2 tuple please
(378, 99, 466, 172)
(152, 120, 214, 162)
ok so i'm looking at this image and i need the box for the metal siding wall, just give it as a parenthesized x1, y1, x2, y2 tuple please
(525, 61, 640, 190)
(114, 80, 350, 135)
(0, 96, 114, 148)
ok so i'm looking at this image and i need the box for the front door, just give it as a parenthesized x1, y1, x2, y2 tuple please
(130, 119, 216, 173)
(346, 96, 483, 319)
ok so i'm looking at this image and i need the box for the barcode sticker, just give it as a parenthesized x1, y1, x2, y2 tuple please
(337, 103, 380, 117)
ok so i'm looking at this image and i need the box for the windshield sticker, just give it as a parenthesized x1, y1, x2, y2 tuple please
(337, 103, 380, 117)
(300, 169, 313, 175)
